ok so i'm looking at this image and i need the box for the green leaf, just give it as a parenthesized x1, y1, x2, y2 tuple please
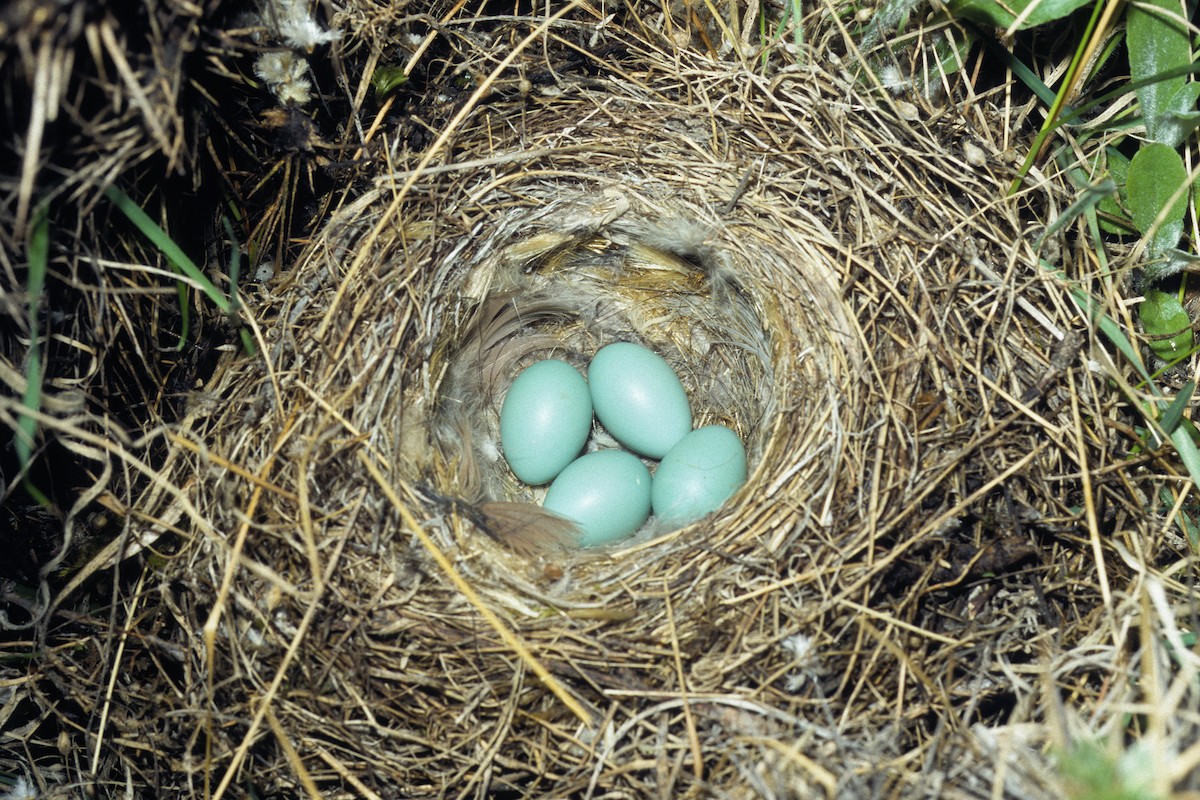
(1139, 288, 1193, 360)
(1059, 740, 1160, 800)
(1126, 142, 1188, 253)
(1147, 247, 1200, 284)
(1127, 0, 1195, 146)
(371, 65, 409, 100)
(946, 0, 1092, 30)
(1159, 82, 1200, 143)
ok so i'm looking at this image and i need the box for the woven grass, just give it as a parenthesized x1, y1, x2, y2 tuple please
(6, 2, 1200, 799)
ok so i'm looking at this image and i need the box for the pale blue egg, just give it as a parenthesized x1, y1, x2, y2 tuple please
(499, 359, 593, 485)
(543, 450, 651, 547)
(588, 342, 692, 458)
(651, 425, 747, 525)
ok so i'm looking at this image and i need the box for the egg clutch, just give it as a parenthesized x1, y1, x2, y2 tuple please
(499, 341, 748, 547)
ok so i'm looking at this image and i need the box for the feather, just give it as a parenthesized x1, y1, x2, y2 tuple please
(440, 411, 482, 503)
(457, 291, 581, 399)
(500, 231, 576, 271)
(413, 486, 578, 558)
(477, 502, 579, 558)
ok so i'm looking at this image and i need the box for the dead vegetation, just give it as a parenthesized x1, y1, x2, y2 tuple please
(3, 1, 1200, 798)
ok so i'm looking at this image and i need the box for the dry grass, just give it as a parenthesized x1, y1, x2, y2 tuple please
(3, 1, 1200, 799)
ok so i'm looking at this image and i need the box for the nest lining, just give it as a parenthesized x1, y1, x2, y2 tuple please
(427, 187, 847, 555)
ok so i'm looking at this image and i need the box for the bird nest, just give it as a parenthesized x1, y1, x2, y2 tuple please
(8, 4, 1200, 799)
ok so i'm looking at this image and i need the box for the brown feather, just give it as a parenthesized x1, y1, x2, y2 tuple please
(457, 292, 579, 399)
(477, 502, 579, 558)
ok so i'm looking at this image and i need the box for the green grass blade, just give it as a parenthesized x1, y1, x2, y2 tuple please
(1161, 485, 1200, 551)
(1064, 283, 1200, 513)
(1035, 178, 1116, 249)
(1067, 286, 1156, 384)
(26, 205, 47, 305)
(1060, 62, 1200, 128)
(1169, 427, 1200, 524)
(1050, 216, 1200, 508)
(17, 349, 42, 468)
(221, 214, 242, 308)
(17, 204, 49, 469)
(1007, 0, 1112, 193)
(1158, 380, 1195, 433)
(17, 345, 42, 460)
(982, 38, 1058, 106)
(239, 328, 255, 355)
(104, 185, 232, 314)
(220, 214, 256, 356)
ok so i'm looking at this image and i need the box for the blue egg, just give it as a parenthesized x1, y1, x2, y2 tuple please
(499, 359, 593, 485)
(543, 450, 651, 547)
(587, 342, 692, 459)
(651, 425, 747, 525)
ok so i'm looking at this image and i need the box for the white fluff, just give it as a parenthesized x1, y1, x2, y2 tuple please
(261, 0, 338, 49)
(781, 632, 814, 662)
(253, 51, 312, 105)
(249, 0, 339, 106)
(877, 64, 910, 95)
(1, 776, 37, 800)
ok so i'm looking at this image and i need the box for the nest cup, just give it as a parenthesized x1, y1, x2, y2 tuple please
(429, 187, 848, 553)
(397, 188, 862, 576)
